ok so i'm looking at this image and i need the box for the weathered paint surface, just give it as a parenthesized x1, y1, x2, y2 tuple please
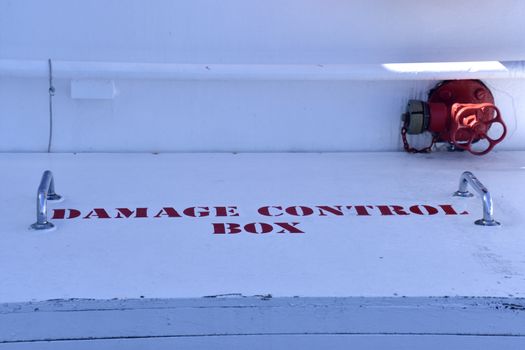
(1, 297, 524, 347)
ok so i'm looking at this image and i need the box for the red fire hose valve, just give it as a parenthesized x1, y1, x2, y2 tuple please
(402, 80, 507, 155)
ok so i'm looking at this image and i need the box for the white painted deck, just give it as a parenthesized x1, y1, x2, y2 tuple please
(1, 152, 524, 302)
(1, 151, 525, 347)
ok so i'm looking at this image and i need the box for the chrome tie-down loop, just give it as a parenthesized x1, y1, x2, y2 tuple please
(453, 171, 500, 226)
(30, 170, 62, 231)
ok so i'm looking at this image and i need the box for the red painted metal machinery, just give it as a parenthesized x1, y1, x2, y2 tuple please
(402, 80, 506, 155)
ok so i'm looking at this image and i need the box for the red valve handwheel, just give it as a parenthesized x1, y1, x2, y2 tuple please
(449, 103, 507, 155)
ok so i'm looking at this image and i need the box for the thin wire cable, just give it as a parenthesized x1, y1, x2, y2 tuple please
(47, 59, 55, 153)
